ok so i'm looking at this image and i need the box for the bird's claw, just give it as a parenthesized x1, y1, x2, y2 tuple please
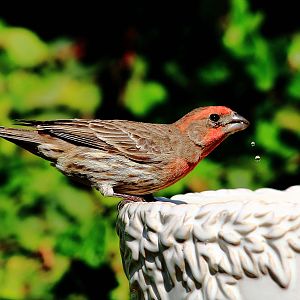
(115, 193, 146, 211)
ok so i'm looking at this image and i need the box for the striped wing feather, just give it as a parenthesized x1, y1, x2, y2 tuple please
(18, 119, 172, 162)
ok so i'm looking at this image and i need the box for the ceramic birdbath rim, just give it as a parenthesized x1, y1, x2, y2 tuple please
(117, 185, 300, 300)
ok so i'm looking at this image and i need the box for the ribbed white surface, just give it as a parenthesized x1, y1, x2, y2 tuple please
(117, 186, 300, 300)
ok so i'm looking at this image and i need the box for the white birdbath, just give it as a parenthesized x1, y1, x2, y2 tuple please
(117, 186, 300, 300)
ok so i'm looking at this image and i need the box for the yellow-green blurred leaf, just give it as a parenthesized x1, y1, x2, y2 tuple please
(275, 107, 300, 133)
(288, 34, 300, 70)
(193, 160, 224, 190)
(0, 254, 69, 299)
(227, 168, 253, 187)
(56, 186, 94, 222)
(59, 78, 101, 114)
(0, 256, 40, 299)
(124, 79, 167, 116)
(0, 95, 12, 124)
(0, 28, 49, 67)
(16, 217, 45, 250)
(131, 56, 147, 77)
(7, 71, 101, 114)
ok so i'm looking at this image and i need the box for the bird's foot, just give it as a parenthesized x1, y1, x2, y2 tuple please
(114, 193, 146, 202)
(115, 193, 153, 210)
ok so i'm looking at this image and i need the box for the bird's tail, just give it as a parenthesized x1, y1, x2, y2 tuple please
(0, 126, 48, 158)
(0, 126, 67, 163)
(0, 126, 40, 144)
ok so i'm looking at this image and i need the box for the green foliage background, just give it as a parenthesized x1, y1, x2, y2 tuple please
(0, 1, 299, 299)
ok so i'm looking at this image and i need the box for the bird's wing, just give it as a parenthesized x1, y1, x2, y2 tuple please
(17, 119, 172, 162)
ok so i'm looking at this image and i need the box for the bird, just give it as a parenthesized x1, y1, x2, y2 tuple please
(0, 106, 249, 202)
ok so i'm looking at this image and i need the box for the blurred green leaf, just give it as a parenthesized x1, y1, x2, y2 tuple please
(0, 72, 5, 92)
(288, 34, 300, 70)
(76, 218, 106, 267)
(287, 72, 300, 99)
(0, 195, 18, 238)
(16, 217, 45, 250)
(193, 160, 224, 191)
(198, 62, 231, 84)
(227, 167, 253, 188)
(58, 77, 101, 114)
(124, 77, 167, 116)
(131, 56, 147, 77)
(7, 71, 101, 114)
(0, 254, 69, 299)
(123, 56, 167, 116)
(164, 62, 188, 86)
(251, 156, 275, 184)
(0, 95, 12, 124)
(223, 0, 263, 57)
(56, 218, 105, 267)
(275, 107, 300, 133)
(255, 121, 296, 158)
(246, 37, 276, 91)
(0, 21, 108, 300)
(0, 27, 49, 67)
(55, 186, 94, 222)
(0, 256, 40, 299)
(223, 0, 277, 90)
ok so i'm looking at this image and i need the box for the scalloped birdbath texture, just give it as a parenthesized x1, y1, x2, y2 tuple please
(117, 186, 300, 300)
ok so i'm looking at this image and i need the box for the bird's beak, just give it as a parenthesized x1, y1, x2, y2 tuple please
(224, 112, 250, 134)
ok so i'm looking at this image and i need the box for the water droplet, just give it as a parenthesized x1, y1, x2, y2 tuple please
(255, 155, 261, 161)
(251, 141, 256, 147)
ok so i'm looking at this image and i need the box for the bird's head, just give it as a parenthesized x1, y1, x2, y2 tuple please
(175, 106, 250, 158)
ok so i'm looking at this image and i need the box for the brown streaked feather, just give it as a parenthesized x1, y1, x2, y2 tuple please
(16, 119, 174, 162)
(90, 121, 172, 156)
(0, 106, 249, 197)
(0, 126, 40, 144)
(0, 126, 48, 159)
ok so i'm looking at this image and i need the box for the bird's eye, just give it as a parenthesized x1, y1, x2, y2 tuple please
(209, 114, 220, 122)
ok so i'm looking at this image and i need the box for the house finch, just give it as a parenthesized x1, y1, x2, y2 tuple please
(0, 106, 249, 201)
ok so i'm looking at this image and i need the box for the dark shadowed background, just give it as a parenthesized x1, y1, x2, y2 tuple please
(0, 1, 299, 299)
